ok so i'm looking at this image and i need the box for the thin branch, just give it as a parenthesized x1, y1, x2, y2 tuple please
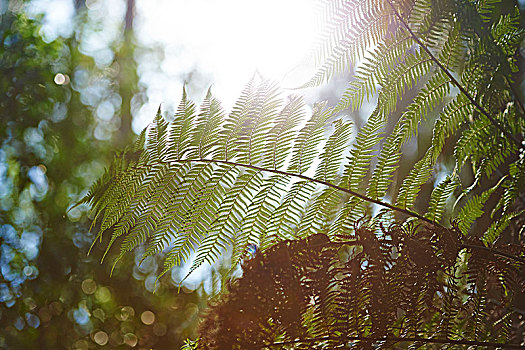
(385, 0, 522, 148)
(170, 158, 525, 265)
(263, 335, 525, 349)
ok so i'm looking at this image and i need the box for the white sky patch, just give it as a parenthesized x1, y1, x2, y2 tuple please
(134, 0, 318, 131)
(26, 0, 75, 41)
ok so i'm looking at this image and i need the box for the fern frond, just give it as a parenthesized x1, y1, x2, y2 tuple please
(315, 118, 353, 183)
(336, 30, 412, 111)
(229, 175, 290, 269)
(304, 0, 391, 87)
(110, 163, 172, 269)
(377, 49, 434, 116)
(340, 109, 385, 192)
(328, 197, 366, 237)
(141, 163, 211, 261)
(264, 180, 317, 245)
(165, 88, 197, 161)
(288, 102, 333, 174)
(395, 149, 433, 210)
(455, 114, 517, 177)
(494, 160, 525, 216)
(367, 127, 402, 201)
(482, 210, 524, 245)
(456, 177, 505, 235)
(215, 76, 257, 161)
(430, 94, 473, 160)
(188, 88, 225, 159)
(398, 70, 451, 142)
(237, 80, 282, 165)
(297, 187, 342, 238)
(424, 174, 459, 223)
(184, 169, 264, 278)
(263, 96, 305, 169)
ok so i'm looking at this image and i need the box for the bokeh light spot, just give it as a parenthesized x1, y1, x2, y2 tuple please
(73, 339, 89, 350)
(54, 73, 69, 85)
(81, 279, 96, 294)
(93, 330, 109, 345)
(25, 312, 40, 328)
(94, 286, 111, 303)
(153, 322, 167, 337)
(140, 310, 155, 325)
(85, 0, 101, 10)
(124, 333, 138, 347)
(93, 308, 105, 322)
(73, 307, 90, 325)
(116, 305, 135, 321)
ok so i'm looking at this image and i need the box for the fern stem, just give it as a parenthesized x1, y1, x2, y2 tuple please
(263, 335, 525, 349)
(177, 158, 437, 226)
(385, 0, 522, 148)
(178, 159, 524, 264)
(462, 243, 525, 264)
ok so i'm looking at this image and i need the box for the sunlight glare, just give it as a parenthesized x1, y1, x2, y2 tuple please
(135, 0, 318, 131)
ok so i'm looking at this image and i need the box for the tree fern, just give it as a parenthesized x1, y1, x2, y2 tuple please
(80, 0, 525, 347)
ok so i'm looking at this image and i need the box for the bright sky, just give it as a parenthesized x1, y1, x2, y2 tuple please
(27, 0, 318, 131)
(133, 0, 318, 131)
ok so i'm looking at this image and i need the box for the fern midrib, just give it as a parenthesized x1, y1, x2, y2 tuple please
(385, 0, 521, 148)
(156, 158, 437, 226)
(134, 159, 521, 265)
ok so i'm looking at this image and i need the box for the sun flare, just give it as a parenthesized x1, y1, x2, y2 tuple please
(135, 0, 318, 129)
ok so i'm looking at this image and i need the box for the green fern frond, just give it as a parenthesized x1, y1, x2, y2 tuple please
(264, 180, 317, 245)
(328, 197, 366, 237)
(83, 0, 525, 297)
(315, 118, 353, 183)
(456, 177, 504, 235)
(366, 127, 402, 201)
(160, 165, 243, 275)
(165, 88, 197, 161)
(377, 49, 434, 116)
(491, 7, 524, 59)
(263, 96, 305, 169)
(188, 88, 225, 159)
(110, 163, 173, 269)
(184, 169, 264, 279)
(141, 163, 212, 261)
(398, 71, 451, 142)
(424, 174, 459, 223)
(395, 149, 434, 210)
(215, 76, 257, 161)
(297, 187, 342, 238)
(482, 210, 524, 245)
(455, 114, 517, 177)
(340, 109, 385, 193)
(305, 0, 391, 87)
(288, 102, 333, 174)
(430, 94, 473, 160)
(336, 30, 412, 111)
(237, 80, 282, 165)
(229, 175, 290, 269)
(496, 160, 525, 216)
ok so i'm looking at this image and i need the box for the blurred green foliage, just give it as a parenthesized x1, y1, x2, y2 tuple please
(0, 3, 209, 348)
